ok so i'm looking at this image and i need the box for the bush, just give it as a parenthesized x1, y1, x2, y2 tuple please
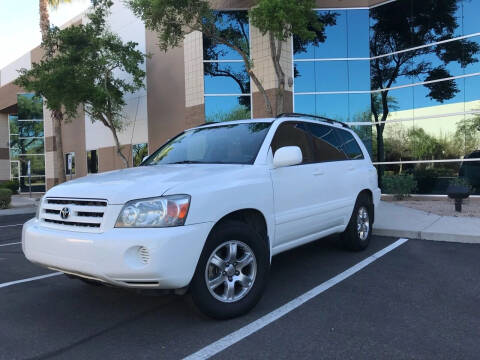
(0, 179, 19, 194)
(0, 188, 12, 209)
(382, 174, 417, 199)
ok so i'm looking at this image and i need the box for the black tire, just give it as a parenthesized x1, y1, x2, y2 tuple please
(190, 220, 270, 319)
(341, 193, 373, 251)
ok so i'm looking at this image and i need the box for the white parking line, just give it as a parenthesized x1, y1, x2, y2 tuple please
(0, 242, 21, 247)
(0, 224, 24, 228)
(0, 272, 62, 289)
(184, 238, 409, 360)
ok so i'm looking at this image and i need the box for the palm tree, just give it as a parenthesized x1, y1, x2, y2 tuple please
(39, 0, 72, 185)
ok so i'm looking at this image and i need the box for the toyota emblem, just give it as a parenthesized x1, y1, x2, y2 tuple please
(60, 207, 70, 220)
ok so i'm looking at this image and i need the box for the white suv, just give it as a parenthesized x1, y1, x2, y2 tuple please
(23, 114, 380, 319)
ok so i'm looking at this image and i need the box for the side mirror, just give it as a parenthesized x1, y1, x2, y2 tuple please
(273, 146, 302, 168)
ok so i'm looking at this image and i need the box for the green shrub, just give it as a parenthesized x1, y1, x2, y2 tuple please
(0, 188, 12, 209)
(0, 179, 19, 195)
(382, 174, 417, 199)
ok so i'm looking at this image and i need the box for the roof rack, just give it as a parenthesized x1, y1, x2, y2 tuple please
(276, 113, 350, 129)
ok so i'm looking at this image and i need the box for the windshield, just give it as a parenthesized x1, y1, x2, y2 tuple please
(144, 122, 272, 165)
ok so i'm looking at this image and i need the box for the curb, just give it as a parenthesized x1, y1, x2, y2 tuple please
(373, 228, 480, 244)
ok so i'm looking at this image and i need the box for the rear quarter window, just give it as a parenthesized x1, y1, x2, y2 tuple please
(335, 128, 365, 160)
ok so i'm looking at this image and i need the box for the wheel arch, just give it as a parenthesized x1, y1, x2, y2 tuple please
(209, 208, 271, 257)
(357, 189, 374, 224)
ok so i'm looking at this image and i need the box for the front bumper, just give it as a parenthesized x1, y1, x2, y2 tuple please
(22, 219, 213, 289)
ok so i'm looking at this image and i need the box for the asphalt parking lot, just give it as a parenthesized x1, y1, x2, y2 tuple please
(1, 214, 480, 360)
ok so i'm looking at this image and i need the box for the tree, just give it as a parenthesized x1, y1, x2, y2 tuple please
(127, 0, 327, 116)
(369, 0, 479, 182)
(17, 0, 146, 168)
(38, 0, 73, 184)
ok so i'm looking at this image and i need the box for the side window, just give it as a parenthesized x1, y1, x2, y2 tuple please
(271, 122, 314, 164)
(335, 129, 365, 160)
(308, 123, 347, 162)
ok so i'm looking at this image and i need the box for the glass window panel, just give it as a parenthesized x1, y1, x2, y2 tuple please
(375, 87, 414, 121)
(294, 62, 315, 93)
(411, 0, 463, 44)
(10, 161, 19, 179)
(369, 0, 413, 54)
(460, 151, 480, 194)
(347, 9, 369, 58)
(463, 0, 480, 36)
(316, 10, 347, 59)
(315, 61, 348, 91)
(132, 143, 148, 167)
(294, 94, 315, 115)
(204, 96, 251, 122)
(465, 74, 480, 102)
(464, 36, 480, 75)
(351, 125, 373, 158)
(18, 155, 45, 177)
(348, 60, 370, 91)
(349, 93, 371, 122)
(17, 121, 44, 137)
(9, 136, 44, 155)
(204, 62, 250, 94)
(316, 94, 348, 121)
(8, 115, 18, 135)
(203, 11, 249, 61)
(17, 94, 43, 120)
(413, 79, 465, 110)
(411, 45, 465, 84)
(370, 55, 413, 90)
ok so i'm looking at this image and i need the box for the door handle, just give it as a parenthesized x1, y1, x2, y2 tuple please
(347, 166, 355, 171)
(313, 170, 325, 176)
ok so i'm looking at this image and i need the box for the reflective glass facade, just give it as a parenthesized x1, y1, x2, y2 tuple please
(293, 0, 480, 194)
(203, 11, 251, 122)
(8, 94, 46, 192)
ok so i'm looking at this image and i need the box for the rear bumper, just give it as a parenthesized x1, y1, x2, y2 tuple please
(22, 219, 213, 289)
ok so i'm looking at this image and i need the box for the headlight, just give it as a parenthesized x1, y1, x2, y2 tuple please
(115, 195, 191, 228)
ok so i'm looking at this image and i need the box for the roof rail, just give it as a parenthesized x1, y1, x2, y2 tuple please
(276, 113, 350, 129)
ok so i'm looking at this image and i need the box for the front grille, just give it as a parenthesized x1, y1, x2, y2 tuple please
(40, 198, 108, 232)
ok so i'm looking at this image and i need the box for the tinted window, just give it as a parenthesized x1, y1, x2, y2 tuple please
(335, 129, 364, 160)
(271, 122, 314, 164)
(145, 123, 271, 165)
(308, 123, 347, 162)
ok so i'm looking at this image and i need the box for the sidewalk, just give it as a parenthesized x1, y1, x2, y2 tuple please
(0, 195, 39, 216)
(374, 201, 480, 243)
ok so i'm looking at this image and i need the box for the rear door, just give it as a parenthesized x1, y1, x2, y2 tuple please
(307, 123, 351, 229)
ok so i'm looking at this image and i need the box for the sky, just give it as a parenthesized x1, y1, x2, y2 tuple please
(0, 0, 91, 69)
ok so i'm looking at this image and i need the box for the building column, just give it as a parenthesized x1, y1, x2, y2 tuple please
(0, 113, 10, 181)
(184, 31, 206, 126)
(250, 25, 294, 118)
(43, 106, 59, 190)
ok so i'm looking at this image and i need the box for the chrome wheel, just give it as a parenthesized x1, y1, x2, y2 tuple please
(205, 240, 257, 303)
(357, 206, 370, 241)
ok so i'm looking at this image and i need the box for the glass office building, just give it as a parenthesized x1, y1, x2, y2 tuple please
(204, 0, 480, 194)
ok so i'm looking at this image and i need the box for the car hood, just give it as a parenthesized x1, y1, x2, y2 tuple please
(46, 164, 245, 204)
